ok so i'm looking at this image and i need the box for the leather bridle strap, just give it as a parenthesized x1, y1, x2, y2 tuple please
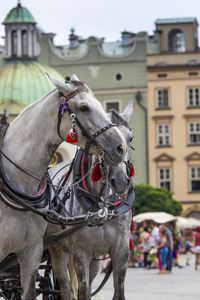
(84, 123, 116, 152)
(57, 88, 117, 150)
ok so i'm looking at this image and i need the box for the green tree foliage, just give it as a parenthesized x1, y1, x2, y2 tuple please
(134, 184, 182, 216)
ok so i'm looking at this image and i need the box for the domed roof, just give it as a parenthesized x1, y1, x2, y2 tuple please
(3, 2, 36, 25)
(0, 60, 65, 115)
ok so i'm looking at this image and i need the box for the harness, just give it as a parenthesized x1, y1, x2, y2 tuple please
(73, 149, 135, 218)
(57, 87, 117, 154)
(0, 118, 49, 216)
(0, 85, 134, 225)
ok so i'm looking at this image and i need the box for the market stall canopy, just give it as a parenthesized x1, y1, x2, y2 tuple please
(133, 212, 177, 223)
(176, 217, 200, 229)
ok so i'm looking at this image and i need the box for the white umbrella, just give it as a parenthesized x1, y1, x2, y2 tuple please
(133, 212, 176, 224)
(176, 217, 200, 229)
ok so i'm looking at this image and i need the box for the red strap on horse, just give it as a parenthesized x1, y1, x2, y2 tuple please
(129, 239, 134, 250)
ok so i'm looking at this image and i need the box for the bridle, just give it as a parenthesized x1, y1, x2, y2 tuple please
(57, 86, 117, 154)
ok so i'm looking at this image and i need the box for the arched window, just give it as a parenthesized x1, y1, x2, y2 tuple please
(168, 29, 185, 52)
(22, 30, 28, 56)
(11, 30, 17, 57)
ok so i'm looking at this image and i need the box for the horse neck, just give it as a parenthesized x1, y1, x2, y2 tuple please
(1, 91, 68, 194)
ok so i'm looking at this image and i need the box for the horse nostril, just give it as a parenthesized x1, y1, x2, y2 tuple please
(117, 144, 124, 156)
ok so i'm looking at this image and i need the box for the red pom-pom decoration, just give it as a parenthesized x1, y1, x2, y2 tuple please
(91, 163, 102, 182)
(129, 165, 135, 177)
(66, 129, 78, 143)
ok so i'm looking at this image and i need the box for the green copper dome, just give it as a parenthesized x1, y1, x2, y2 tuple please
(0, 60, 64, 115)
(3, 3, 36, 25)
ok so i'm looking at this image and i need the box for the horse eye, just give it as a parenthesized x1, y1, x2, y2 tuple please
(79, 105, 89, 112)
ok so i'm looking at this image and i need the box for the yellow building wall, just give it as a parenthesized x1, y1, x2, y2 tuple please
(148, 67, 200, 215)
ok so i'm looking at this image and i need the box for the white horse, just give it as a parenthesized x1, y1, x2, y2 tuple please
(0, 74, 126, 300)
(46, 101, 134, 300)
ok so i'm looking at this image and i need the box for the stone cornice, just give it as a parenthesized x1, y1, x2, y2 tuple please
(93, 88, 147, 96)
(152, 115, 174, 120)
(183, 114, 200, 119)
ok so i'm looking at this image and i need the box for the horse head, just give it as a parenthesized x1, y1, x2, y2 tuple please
(48, 74, 126, 166)
(84, 100, 134, 198)
(108, 100, 134, 196)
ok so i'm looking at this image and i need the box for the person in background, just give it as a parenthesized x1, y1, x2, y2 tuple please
(160, 223, 173, 273)
(192, 226, 200, 270)
(157, 226, 168, 274)
(150, 221, 159, 268)
(140, 227, 151, 268)
(185, 239, 192, 266)
(173, 229, 183, 268)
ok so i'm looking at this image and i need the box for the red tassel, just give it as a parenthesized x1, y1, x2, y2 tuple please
(66, 129, 78, 143)
(131, 221, 135, 232)
(91, 164, 102, 182)
(129, 165, 135, 177)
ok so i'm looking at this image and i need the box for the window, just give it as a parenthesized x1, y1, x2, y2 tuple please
(104, 101, 120, 112)
(188, 122, 200, 145)
(188, 88, 200, 107)
(156, 89, 169, 109)
(22, 30, 28, 56)
(157, 124, 171, 146)
(158, 168, 171, 191)
(115, 73, 123, 81)
(157, 74, 167, 78)
(168, 29, 185, 52)
(190, 166, 200, 192)
(11, 30, 17, 57)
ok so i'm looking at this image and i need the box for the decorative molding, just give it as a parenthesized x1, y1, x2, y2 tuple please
(152, 115, 174, 120)
(183, 114, 200, 119)
(93, 87, 147, 96)
(185, 152, 200, 161)
(88, 66, 100, 80)
(182, 205, 200, 218)
(154, 153, 175, 162)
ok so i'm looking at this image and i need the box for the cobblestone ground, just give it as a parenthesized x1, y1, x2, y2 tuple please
(37, 254, 199, 300)
(91, 254, 199, 300)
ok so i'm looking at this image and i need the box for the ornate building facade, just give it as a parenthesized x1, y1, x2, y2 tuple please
(147, 18, 200, 217)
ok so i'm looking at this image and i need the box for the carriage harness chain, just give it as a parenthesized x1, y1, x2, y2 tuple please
(0, 87, 135, 227)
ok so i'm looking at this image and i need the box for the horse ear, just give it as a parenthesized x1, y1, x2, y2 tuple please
(120, 100, 134, 121)
(71, 74, 80, 81)
(46, 73, 71, 95)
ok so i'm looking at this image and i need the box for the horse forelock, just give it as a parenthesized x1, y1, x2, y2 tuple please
(67, 80, 95, 99)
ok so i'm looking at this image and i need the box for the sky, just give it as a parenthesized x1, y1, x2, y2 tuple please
(0, 0, 200, 46)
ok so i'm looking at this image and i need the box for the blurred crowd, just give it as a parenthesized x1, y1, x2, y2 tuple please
(128, 221, 200, 273)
